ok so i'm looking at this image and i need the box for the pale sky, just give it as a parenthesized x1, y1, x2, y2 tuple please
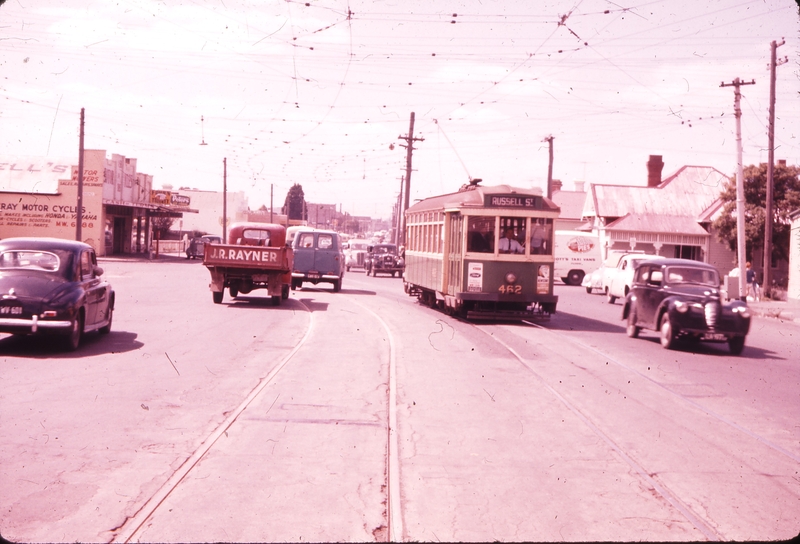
(2, 0, 798, 218)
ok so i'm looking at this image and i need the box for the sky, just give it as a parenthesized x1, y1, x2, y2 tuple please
(1, 0, 798, 219)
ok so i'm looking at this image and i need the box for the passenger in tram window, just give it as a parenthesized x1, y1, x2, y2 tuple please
(499, 228, 524, 254)
(530, 220, 546, 254)
(467, 218, 493, 253)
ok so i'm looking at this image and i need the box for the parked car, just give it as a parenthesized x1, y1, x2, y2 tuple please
(601, 250, 648, 299)
(291, 229, 344, 291)
(582, 266, 605, 294)
(344, 239, 370, 271)
(186, 235, 221, 259)
(606, 254, 664, 304)
(365, 243, 405, 277)
(622, 258, 750, 355)
(0, 237, 114, 351)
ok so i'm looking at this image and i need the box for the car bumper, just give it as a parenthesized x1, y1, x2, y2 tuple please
(0, 316, 72, 333)
(292, 272, 340, 281)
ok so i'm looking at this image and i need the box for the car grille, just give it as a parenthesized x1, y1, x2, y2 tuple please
(704, 301, 719, 329)
(356, 253, 365, 266)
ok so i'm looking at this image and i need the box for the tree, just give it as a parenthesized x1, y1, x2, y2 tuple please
(152, 216, 175, 239)
(712, 163, 800, 263)
(283, 183, 307, 221)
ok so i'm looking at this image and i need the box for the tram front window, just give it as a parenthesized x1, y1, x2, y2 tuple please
(529, 218, 552, 255)
(499, 217, 526, 254)
(467, 217, 494, 253)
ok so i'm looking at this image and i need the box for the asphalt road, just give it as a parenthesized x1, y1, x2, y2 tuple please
(1, 259, 797, 542)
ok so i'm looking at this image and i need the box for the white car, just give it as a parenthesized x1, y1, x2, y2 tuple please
(605, 254, 664, 304)
(344, 239, 370, 271)
(581, 266, 605, 294)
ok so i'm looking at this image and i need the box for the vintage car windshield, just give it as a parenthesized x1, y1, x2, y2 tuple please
(0, 250, 62, 272)
(375, 245, 396, 254)
(242, 229, 270, 245)
(666, 266, 718, 286)
(350, 242, 368, 251)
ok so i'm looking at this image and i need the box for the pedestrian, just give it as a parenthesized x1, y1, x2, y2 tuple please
(745, 261, 759, 300)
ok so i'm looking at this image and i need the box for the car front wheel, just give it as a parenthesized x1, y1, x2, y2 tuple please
(212, 291, 223, 304)
(728, 336, 745, 355)
(659, 313, 676, 350)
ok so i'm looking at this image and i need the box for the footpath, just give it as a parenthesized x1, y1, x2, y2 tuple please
(748, 297, 800, 324)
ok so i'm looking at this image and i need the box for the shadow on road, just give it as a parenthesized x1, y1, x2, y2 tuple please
(635, 333, 784, 360)
(0, 331, 143, 359)
(540, 311, 626, 333)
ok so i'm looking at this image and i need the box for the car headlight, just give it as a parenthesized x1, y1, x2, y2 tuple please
(674, 300, 689, 313)
(505, 272, 517, 284)
(732, 305, 751, 319)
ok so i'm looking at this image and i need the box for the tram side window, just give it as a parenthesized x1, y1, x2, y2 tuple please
(499, 217, 526, 254)
(467, 217, 494, 253)
(529, 218, 552, 255)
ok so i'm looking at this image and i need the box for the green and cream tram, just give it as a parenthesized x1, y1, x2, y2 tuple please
(403, 180, 559, 320)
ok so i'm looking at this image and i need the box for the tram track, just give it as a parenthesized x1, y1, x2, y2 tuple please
(110, 290, 401, 543)
(474, 318, 800, 541)
(522, 320, 800, 465)
(110, 301, 318, 543)
(477, 324, 722, 541)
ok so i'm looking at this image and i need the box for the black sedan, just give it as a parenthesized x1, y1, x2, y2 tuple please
(365, 243, 405, 277)
(622, 258, 750, 355)
(0, 237, 114, 351)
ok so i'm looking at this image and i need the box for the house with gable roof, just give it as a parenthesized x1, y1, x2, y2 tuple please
(581, 155, 737, 275)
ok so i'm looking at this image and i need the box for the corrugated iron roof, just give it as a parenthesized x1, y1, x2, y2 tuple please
(583, 165, 729, 220)
(605, 213, 710, 236)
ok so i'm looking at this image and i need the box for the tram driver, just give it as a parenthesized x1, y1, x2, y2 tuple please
(499, 228, 524, 254)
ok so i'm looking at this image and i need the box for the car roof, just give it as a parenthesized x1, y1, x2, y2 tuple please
(644, 258, 717, 270)
(0, 237, 93, 252)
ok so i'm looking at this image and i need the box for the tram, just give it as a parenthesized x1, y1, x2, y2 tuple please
(403, 179, 559, 320)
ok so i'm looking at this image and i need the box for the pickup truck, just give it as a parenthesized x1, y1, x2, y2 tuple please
(203, 222, 293, 305)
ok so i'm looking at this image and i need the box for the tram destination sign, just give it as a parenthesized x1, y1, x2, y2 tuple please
(484, 194, 543, 210)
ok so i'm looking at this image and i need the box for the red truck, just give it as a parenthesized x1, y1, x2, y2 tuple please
(203, 222, 293, 305)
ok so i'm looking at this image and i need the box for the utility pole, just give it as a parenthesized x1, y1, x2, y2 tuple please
(395, 175, 404, 245)
(398, 112, 424, 246)
(720, 77, 756, 301)
(222, 158, 227, 242)
(763, 39, 787, 298)
(76, 108, 85, 242)
(544, 135, 554, 199)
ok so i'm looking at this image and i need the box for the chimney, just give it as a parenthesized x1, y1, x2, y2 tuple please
(778, 159, 786, 167)
(647, 155, 664, 187)
(552, 179, 563, 192)
(574, 181, 585, 192)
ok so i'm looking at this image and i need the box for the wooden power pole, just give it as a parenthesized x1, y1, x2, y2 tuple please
(763, 39, 787, 298)
(720, 77, 756, 301)
(398, 112, 424, 246)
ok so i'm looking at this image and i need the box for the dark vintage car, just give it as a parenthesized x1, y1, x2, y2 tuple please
(622, 258, 750, 355)
(0, 237, 114, 351)
(186, 234, 221, 259)
(365, 243, 405, 277)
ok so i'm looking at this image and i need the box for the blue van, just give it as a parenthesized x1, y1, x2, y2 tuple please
(291, 229, 344, 292)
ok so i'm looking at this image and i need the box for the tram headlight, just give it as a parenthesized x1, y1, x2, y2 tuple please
(505, 272, 517, 284)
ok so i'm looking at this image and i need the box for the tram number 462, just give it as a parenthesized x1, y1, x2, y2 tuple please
(498, 284, 522, 294)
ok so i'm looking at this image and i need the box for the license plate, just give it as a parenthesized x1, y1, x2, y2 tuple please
(0, 304, 23, 315)
(308, 271, 320, 279)
(702, 333, 727, 341)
